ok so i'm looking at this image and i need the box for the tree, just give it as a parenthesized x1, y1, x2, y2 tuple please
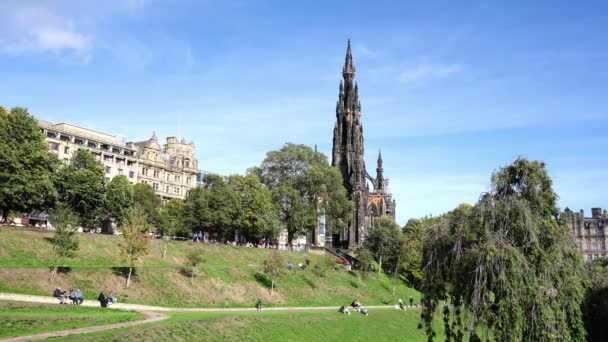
(48, 204, 79, 282)
(262, 249, 286, 297)
(357, 247, 374, 280)
(0, 107, 59, 220)
(132, 183, 162, 228)
(102, 175, 133, 228)
(55, 150, 105, 228)
(159, 199, 189, 259)
(314, 256, 336, 282)
(420, 158, 586, 341)
(401, 216, 440, 289)
(364, 217, 403, 274)
(255, 143, 353, 244)
(584, 257, 608, 342)
(227, 174, 280, 243)
(185, 248, 206, 283)
(119, 208, 151, 288)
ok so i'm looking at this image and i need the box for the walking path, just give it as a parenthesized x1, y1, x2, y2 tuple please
(0, 292, 417, 341)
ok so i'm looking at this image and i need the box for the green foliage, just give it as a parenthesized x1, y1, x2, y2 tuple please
(55, 150, 105, 228)
(160, 200, 189, 237)
(119, 208, 151, 287)
(48, 204, 79, 282)
(420, 158, 587, 341)
(584, 257, 608, 342)
(357, 247, 374, 280)
(256, 143, 353, 243)
(313, 256, 336, 281)
(102, 175, 133, 228)
(132, 183, 162, 227)
(364, 217, 403, 274)
(262, 249, 286, 296)
(185, 248, 206, 281)
(401, 217, 440, 288)
(227, 174, 281, 242)
(0, 107, 59, 219)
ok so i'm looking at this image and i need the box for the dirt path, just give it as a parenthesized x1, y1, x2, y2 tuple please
(0, 311, 168, 342)
(0, 292, 409, 312)
(0, 292, 419, 340)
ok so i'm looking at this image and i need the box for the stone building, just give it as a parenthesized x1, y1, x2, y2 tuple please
(331, 40, 397, 249)
(128, 133, 199, 204)
(38, 120, 139, 184)
(564, 207, 608, 261)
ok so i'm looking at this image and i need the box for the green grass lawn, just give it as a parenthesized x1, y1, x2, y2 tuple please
(0, 300, 144, 339)
(46, 309, 444, 342)
(0, 227, 420, 308)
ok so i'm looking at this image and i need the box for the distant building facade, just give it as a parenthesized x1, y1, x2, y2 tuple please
(38, 120, 139, 184)
(128, 133, 199, 204)
(564, 207, 608, 261)
(330, 40, 396, 249)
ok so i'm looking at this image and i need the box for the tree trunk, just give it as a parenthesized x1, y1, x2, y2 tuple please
(379, 255, 383, 274)
(1, 207, 8, 221)
(51, 259, 60, 282)
(162, 239, 168, 259)
(271, 279, 274, 297)
(126, 267, 133, 288)
(287, 231, 294, 247)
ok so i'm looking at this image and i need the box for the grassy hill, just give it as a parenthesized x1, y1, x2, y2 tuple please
(0, 227, 419, 308)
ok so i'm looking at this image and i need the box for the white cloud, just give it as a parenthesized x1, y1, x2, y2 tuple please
(398, 63, 462, 84)
(0, 3, 91, 57)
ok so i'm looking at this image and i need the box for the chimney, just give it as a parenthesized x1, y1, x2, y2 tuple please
(592, 208, 602, 218)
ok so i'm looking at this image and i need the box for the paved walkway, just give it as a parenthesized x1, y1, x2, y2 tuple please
(0, 292, 416, 341)
(0, 293, 399, 312)
(1, 311, 168, 342)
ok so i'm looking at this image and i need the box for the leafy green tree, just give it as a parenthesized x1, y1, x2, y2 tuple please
(119, 208, 151, 288)
(102, 175, 133, 228)
(364, 217, 403, 274)
(185, 248, 206, 283)
(0, 107, 59, 220)
(401, 216, 440, 288)
(159, 199, 189, 259)
(132, 183, 162, 227)
(227, 174, 280, 243)
(357, 247, 374, 280)
(271, 185, 317, 243)
(255, 143, 353, 244)
(420, 158, 586, 341)
(48, 204, 79, 282)
(55, 150, 105, 228)
(584, 257, 608, 342)
(262, 249, 286, 297)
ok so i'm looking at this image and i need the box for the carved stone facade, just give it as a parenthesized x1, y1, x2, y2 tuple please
(128, 133, 199, 204)
(564, 207, 608, 261)
(331, 40, 396, 249)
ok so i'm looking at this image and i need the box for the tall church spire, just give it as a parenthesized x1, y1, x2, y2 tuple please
(376, 149, 384, 190)
(342, 39, 356, 80)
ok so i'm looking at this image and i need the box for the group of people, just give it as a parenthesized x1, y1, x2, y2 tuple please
(339, 299, 368, 316)
(97, 291, 116, 308)
(52, 287, 83, 305)
(286, 259, 310, 271)
(397, 296, 415, 310)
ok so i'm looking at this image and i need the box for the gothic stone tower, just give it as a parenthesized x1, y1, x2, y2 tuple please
(332, 39, 368, 248)
(332, 40, 397, 249)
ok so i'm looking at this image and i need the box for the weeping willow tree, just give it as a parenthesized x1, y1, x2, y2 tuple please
(420, 158, 586, 341)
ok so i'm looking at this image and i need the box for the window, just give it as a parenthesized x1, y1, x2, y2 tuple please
(118, 168, 123, 175)
(166, 186, 169, 193)
(105, 166, 111, 174)
(174, 187, 178, 194)
(185, 160, 190, 168)
(48, 142, 59, 151)
(63, 158, 69, 166)
(129, 171, 135, 179)
(153, 183, 159, 190)
(64, 146, 70, 154)
(166, 174, 171, 181)
(154, 170, 160, 178)
(104, 177, 110, 183)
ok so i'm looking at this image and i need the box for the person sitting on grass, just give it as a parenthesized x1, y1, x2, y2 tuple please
(339, 306, 350, 315)
(98, 291, 107, 308)
(107, 291, 116, 305)
(256, 300, 263, 312)
(53, 287, 64, 304)
(75, 289, 83, 305)
(398, 298, 406, 310)
(351, 299, 361, 311)
(68, 289, 76, 305)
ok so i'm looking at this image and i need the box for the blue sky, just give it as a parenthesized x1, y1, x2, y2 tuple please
(1, 0, 607, 225)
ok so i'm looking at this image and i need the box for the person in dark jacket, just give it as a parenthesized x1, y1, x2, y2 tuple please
(256, 300, 263, 312)
(98, 292, 107, 308)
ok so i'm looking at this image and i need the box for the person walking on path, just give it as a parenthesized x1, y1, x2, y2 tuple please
(409, 296, 414, 307)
